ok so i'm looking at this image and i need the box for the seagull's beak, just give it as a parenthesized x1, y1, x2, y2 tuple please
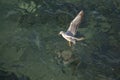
(58, 33, 60, 36)
(58, 32, 61, 36)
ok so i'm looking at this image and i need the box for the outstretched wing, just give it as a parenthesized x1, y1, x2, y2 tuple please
(67, 10, 84, 36)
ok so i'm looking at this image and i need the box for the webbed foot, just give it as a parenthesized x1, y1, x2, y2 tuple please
(68, 41, 72, 47)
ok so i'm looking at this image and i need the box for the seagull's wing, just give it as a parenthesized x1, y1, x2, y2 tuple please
(67, 10, 84, 36)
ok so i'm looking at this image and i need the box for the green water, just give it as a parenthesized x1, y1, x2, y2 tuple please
(0, 0, 120, 80)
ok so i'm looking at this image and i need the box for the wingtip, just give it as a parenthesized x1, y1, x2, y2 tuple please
(80, 10, 84, 14)
(78, 10, 84, 17)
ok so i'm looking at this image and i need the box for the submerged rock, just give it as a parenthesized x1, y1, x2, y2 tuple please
(56, 50, 80, 65)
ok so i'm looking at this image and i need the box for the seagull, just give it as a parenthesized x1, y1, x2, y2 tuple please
(59, 10, 85, 46)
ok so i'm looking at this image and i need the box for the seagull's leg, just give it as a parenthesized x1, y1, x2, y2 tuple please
(68, 41, 72, 47)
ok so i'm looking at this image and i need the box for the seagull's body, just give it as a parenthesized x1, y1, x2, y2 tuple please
(59, 10, 85, 46)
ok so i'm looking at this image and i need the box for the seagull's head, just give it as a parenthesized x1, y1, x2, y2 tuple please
(59, 31, 64, 35)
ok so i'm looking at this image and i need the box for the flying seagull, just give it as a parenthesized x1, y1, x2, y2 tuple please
(59, 10, 85, 46)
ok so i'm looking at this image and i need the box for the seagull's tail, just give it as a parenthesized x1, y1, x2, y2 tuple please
(75, 37, 85, 41)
